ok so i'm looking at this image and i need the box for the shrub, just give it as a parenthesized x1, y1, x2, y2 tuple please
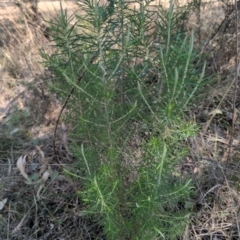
(41, 0, 205, 239)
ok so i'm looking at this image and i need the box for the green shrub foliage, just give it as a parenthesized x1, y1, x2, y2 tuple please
(41, 0, 205, 239)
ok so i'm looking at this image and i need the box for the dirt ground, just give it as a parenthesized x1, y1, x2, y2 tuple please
(0, 0, 77, 17)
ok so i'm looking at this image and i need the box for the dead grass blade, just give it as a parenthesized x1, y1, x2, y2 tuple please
(16, 155, 28, 180)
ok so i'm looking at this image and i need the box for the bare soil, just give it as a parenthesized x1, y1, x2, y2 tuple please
(0, 0, 78, 18)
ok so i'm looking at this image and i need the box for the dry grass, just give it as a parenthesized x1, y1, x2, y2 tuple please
(0, 0, 240, 239)
(185, 1, 240, 235)
(0, 1, 103, 239)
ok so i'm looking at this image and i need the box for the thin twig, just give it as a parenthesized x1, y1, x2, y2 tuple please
(224, 0, 239, 177)
(53, 53, 98, 161)
(198, 184, 222, 203)
(199, 4, 235, 56)
(222, 21, 240, 240)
